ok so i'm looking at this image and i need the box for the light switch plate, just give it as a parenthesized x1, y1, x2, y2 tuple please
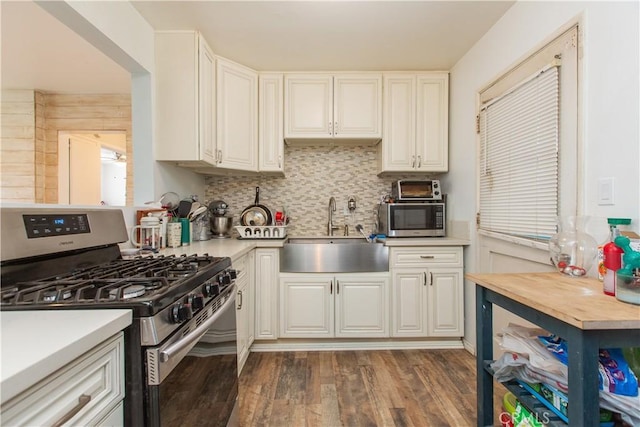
(597, 177, 615, 205)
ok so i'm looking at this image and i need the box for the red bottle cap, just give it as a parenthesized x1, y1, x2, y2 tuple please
(603, 242, 623, 270)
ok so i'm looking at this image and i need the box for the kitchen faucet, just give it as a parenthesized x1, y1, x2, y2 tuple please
(327, 197, 339, 236)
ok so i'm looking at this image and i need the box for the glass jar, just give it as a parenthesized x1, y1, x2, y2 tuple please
(549, 216, 598, 277)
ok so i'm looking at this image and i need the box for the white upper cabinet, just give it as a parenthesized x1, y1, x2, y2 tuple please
(379, 72, 449, 173)
(155, 31, 216, 166)
(216, 57, 258, 171)
(284, 73, 382, 143)
(258, 73, 285, 174)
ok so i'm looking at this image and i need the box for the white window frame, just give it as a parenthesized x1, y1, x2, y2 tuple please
(477, 25, 580, 250)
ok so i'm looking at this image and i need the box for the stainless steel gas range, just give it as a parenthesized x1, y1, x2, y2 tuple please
(0, 207, 238, 427)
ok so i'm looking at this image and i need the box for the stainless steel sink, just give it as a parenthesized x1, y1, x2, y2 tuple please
(280, 237, 389, 273)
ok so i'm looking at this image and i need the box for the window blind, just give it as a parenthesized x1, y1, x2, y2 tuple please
(478, 65, 559, 241)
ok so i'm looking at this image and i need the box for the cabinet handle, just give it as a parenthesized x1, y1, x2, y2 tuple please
(278, 155, 282, 169)
(329, 121, 333, 136)
(420, 255, 435, 259)
(417, 155, 422, 168)
(411, 155, 416, 168)
(237, 290, 243, 309)
(217, 149, 222, 164)
(429, 272, 433, 286)
(334, 122, 338, 135)
(52, 394, 91, 427)
(423, 272, 427, 286)
(330, 280, 333, 294)
(337, 280, 340, 294)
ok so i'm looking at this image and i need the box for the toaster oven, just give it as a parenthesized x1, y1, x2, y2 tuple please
(391, 180, 442, 201)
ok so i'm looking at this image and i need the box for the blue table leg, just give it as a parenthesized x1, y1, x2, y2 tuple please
(476, 285, 494, 427)
(566, 328, 600, 426)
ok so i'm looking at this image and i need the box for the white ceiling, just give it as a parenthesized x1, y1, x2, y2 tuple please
(1, 1, 514, 94)
(0, 1, 131, 93)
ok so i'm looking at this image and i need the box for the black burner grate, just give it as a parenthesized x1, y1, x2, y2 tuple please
(0, 254, 229, 316)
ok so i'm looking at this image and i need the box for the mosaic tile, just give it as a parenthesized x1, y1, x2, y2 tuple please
(204, 145, 434, 236)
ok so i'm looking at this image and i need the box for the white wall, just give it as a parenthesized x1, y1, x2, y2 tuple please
(446, 1, 640, 349)
(37, 1, 206, 205)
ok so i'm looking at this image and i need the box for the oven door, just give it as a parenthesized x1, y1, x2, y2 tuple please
(144, 285, 238, 427)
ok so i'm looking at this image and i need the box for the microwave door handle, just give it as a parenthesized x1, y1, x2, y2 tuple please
(159, 283, 237, 363)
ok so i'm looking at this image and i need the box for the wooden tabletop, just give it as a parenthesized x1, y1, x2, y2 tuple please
(466, 272, 640, 330)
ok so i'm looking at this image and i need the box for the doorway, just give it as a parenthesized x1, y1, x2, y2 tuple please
(58, 131, 127, 205)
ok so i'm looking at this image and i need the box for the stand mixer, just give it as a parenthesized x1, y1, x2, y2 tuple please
(208, 200, 233, 238)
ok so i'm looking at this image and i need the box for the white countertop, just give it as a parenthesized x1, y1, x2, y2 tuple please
(0, 309, 132, 404)
(158, 238, 285, 261)
(155, 235, 469, 260)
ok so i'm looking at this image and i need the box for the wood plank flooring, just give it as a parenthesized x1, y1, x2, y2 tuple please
(238, 349, 504, 427)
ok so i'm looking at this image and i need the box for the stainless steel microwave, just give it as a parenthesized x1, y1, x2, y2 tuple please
(378, 203, 446, 237)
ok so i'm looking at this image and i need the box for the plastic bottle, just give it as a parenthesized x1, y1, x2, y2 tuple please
(602, 219, 627, 295)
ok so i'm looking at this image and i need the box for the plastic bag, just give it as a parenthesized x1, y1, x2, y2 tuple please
(538, 334, 638, 397)
(598, 348, 639, 397)
(498, 324, 567, 376)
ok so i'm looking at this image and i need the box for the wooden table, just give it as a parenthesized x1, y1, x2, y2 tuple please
(467, 272, 640, 427)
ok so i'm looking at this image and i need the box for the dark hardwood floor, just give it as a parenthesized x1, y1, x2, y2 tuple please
(238, 349, 503, 427)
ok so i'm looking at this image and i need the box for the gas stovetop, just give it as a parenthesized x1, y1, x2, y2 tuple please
(0, 254, 231, 317)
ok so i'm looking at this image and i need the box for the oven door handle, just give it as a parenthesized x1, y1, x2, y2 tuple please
(160, 283, 237, 363)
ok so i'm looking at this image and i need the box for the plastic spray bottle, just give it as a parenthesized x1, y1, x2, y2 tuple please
(602, 218, 629, 296)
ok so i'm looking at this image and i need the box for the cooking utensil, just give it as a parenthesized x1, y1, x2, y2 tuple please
(177, 199, 193, 218)
(188, 201, 202, 217)
(189, 205, 207, 221)
(240, 187, 273, 226)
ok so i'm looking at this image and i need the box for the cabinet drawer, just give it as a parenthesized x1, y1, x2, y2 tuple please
(2, 333, 124, 427)
(391, 246, 463, 268)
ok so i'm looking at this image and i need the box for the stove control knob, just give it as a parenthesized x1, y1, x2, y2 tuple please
(202, 281, 220, 298)
(170, 303, 193, 324)
(227, 269, 237, 280)
(187, 293, 205, 311)
(219, 273, 232, 286)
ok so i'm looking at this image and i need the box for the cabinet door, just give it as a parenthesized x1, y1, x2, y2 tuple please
(391, 269, 427, 337)
(155, 31, 200, 162)
(284, 74, 333, 138)
(280, 274, 333, 338)
(2, 334, 124, 427)
(333, 74, 382, 138)
(216, 57, 258, 171)
(258, 73, 284, 173)
(235, 253, 251, 372)
(380, 75, 416, 172)
(246, 250, 255, 346)
(335, 273, 389, 337)
(426, 269, 464, 337)
(236, 280, 249, 373)
(255, 249, 279, 340)
(416, 73, 449, 172)
(198, 37, 217, 164)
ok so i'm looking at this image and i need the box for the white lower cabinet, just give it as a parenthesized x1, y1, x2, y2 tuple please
(2, 333, 125, 427)
(254, 248, 279, 340)
(280, 272, 389, 338)
(391, 247, 464, 338)
(235, 251, 255, 374)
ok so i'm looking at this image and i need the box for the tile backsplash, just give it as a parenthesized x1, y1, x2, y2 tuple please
(204, 144, 432, 236)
